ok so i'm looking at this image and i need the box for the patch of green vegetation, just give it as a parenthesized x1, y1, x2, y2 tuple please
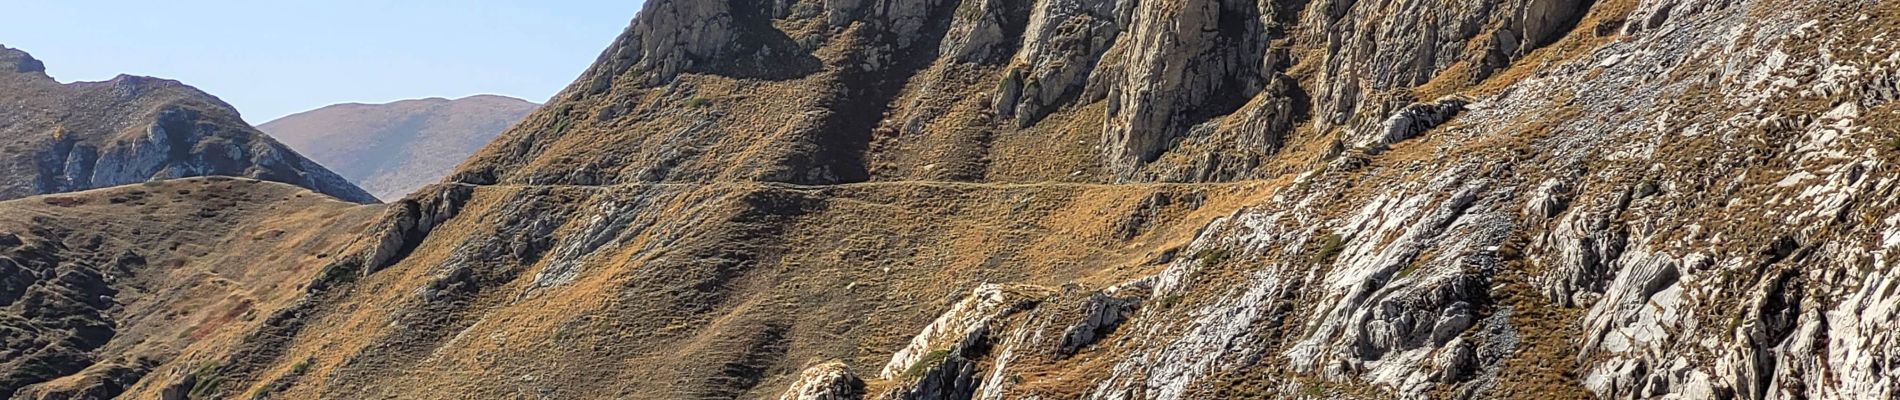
(1299, 381, 1330, 397)
(1309, 233, 1344, 266)
(1886, 136, 1900, 154)
(310, 260, 362, 292)
(1147, 293, 1178, 309)
(1394, 262, 1422, 280)
(290, 357, 312, 375)
(902, 349, 951, 379)
(1193, 248, 1232, 269)
(548, 104, 577, 134)
(250, 357, 314, 399)
(686, 97, 714, 108)
(188, 364, 224, 399)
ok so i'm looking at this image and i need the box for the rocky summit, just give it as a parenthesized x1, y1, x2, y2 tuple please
(3, 0, 1900, 399)
(0, 45, 377, 204)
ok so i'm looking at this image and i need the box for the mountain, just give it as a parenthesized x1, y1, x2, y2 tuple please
(259, 95, 539, 201)
(7, 0, 1900, 399)
(0, 45, 377, 204)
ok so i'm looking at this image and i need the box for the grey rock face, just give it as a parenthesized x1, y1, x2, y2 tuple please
(876, 285, 1051, 400)
(939, 0, 1017, 64)
(1304, 0, 1587, 135)
(826, 0, 953, 49)
(1354, 98, 1470, 153)
(1057, 291, 1142, 356)
(780, 362, 866, 400)
(584, 0, 735, 90)
(1100, 0, 1274, 179)
(0, 47, 375, 203)
(993, 0, 1126, 127)
(880, 351, 982, 400)
(29, 107, 370, 204)
(0, 45, 44, 74)
(336, 184, 477, 286)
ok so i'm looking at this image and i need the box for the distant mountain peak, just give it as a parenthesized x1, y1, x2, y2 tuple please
(261, 95, 539, 201)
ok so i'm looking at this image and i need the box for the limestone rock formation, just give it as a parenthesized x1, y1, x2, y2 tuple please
(779, 362, 865, 400)
(0, 45, 376, 203)
(9, 0, 1900, 399)
(587, 0, 737, 89)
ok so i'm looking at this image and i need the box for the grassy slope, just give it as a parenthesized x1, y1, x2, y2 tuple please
(0, 178, 379, 397)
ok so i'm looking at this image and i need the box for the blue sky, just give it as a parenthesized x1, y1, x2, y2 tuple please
(0, 1, 645, 124)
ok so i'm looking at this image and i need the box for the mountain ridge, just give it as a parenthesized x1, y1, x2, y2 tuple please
(259, 94, 537, 200)
(0, 44, 377, 204)
(4, 0, 1900, 399)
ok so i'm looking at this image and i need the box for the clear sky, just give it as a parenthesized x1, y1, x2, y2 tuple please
(0, 1, 645, 124)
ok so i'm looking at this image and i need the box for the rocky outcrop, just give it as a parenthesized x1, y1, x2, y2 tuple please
(879, 351, 982, 400)
(1304, 0, 1588, 135)
(1100, 0, 1273, 179)
(18, 0, 1900, 398)
(1353, 98, 1470, 153)
(337, 184, 477, 283)
(876, 284, 1075, 400)
(1057, 290, 1142, 356)
(879, 284, 1039, 379)
(456, 0, 1600, 186)
(0, 46, 375, 203)
(779, 362, 865, 400)
(825, 0, 954, 48)
(1, 46, 44, 74)
(992, 0, 1125, 127)
(939, 0, 1020, 64)
(583, 0, 735, 90)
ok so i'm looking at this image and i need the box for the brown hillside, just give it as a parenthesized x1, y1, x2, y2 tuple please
(0, 178, 378, 399)
(7, 0, 1900, 399)
(260, 95, 539, 201)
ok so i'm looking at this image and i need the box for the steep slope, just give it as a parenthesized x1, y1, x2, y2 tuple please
(450, 0, 1588, 185)
(15, 0, 1900, 399)
(260, 95, 539, 201)
(0, 178, 379, 399)
(0, 45, 377, 204)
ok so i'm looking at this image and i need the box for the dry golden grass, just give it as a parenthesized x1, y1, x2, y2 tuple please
(91, 178, 1274, 399)
(32, 0, 1898, 398)
(0, 178, 378, 398)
